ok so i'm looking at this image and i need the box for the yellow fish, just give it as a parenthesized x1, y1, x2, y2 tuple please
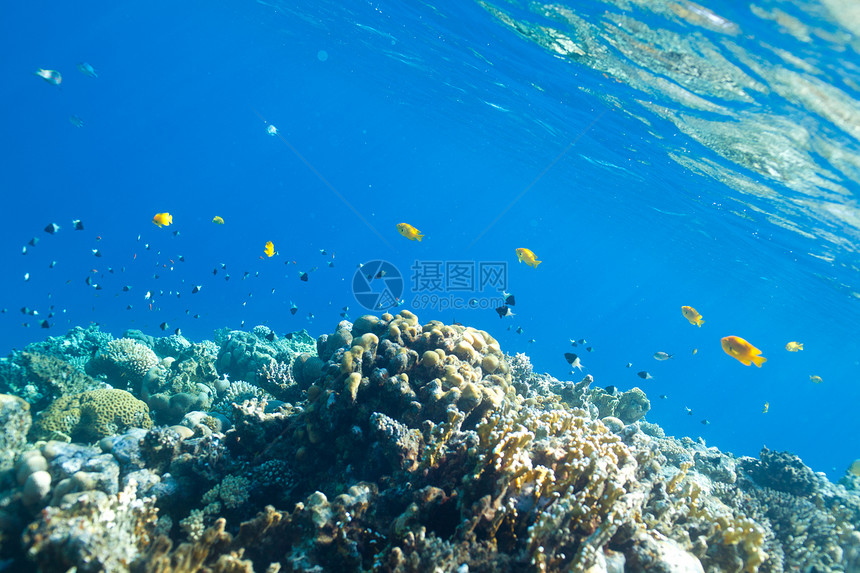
(810, 375, 823, 384)
(264, 241, 275, 257)
(152, 212, 173, 227)
(212, 216, 225, 225)
(681, 306, 704, 327)
(396, 223, 424, 241)
(849, 459, 860, 477)
(785, 341, 803, 352)
(762, 402, 769, 414)
(515, 248, 541, 268)
(721, 336, 766, 367)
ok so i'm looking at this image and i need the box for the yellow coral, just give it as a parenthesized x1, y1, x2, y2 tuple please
(32, 389, 152, 442)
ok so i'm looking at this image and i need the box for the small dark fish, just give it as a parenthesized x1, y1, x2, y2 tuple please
(213, 269, 218, 275)
(92, 249, 102, 257)
(299, 272, 308, 282)
(44, 223, 60, 234)
(342, 306, 349, 312)
(528, 338, 536, 343)
(220, 263, 227, 270)
(240, 320, 245, 328)
(700, 419, 710, 425)
(174, 328, 182, 336)
(290, 302, 298, 315)
(0, 309, 6, 313)
(468, 298, 478, 307)
(160, 322, 168, 331)
(107, 267, 114, 274)
(22, 322, 30, 328)
(564, 352, 583, 371)
(285, 332, 294, 340)
(503, 292, 516, 306)
(39, 320, 51, 328)
(659, 394, 668, 399)
(85, 276, 94, 286)
(193, 314, 200, 319)
(340, 312, 349, 318)
(178, 255, 185, 262)
(126, 305, 133, 310)
(192, 285, 202, 294)
(586, 346, 593, 352)
(515, 327, 523, 334)
(224, 274, 230, 281)
(625, 362, 632, 368)
(375, 270, 387, 278)
(685, 407, 693, 416)
(605, 385, 617, 395)
(73, 219, 84, 230)
(495, 305, 514, 318)
(172, 230, 180, 237)
(29, 237, 39, 246)
(20, 307, 35, 315)
(123, 285, 132, 292)
(153, 274, 160, 280)
(307, 312, 315, 319)
(637, 371, 653, 380)
(320, 249, 327, 255)
(94, 284, 103, 290)
(327, 261, 335, 267)
(265, 331, 275, 341)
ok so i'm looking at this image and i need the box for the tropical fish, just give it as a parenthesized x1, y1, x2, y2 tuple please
(681, 306, 704, 327)
(515, 327, 523, 334)
(653, 352, 673, 361)
(721, 336, 766, 367)
(659, 394, 668, 399)
(849, 459, 860, 477)
(77, 62, 98, 77)
(34, 69, 62, 85)
(264, 241, 275, 257)
(564, 352, 584, 371)
(503, 292, 516, 306)
(626, 363, 633, 368)
(397, 223, 424, 241)
(762, 402, 769, 413)
(785, 341, 803, 352)
(701, 419, 710, 426)
(637, 371, 652, 379)
(152, 213, 173, 227)
(495, 305, 514, 318)
(191, 285, 202, 294)
(212, 216, 225, 225)
(515, 248, 541, 268)
(44, 223, 60, 234)
(73, 219, 84, 230)
(810, 375, 823, 384)
(290, 302, 298, 315)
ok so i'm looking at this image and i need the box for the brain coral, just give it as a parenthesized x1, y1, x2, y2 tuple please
(31, 389, 152, 442)
(86, 339, 159, 390)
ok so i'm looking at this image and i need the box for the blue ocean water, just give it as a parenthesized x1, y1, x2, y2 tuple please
(1, 0, 858, 481)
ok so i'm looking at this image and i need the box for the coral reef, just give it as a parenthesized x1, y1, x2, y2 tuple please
(0, 314, 855, 572)
(86, 338, 160, 392)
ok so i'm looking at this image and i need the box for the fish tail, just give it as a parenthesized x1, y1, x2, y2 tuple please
(798, 344, 803, 350)
(534, 260, 542, 267)
(751, 355, 767, 368)
(416, 234, 423, 242)
(697, 319, 704, 327)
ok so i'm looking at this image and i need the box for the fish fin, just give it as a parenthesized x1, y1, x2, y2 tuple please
(416, 234, 423, 242)
(798, 344, 803, 350)
(697, 319, 704, 327)
(534, 260, 542, 267)
(751, 355, 767, 368)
